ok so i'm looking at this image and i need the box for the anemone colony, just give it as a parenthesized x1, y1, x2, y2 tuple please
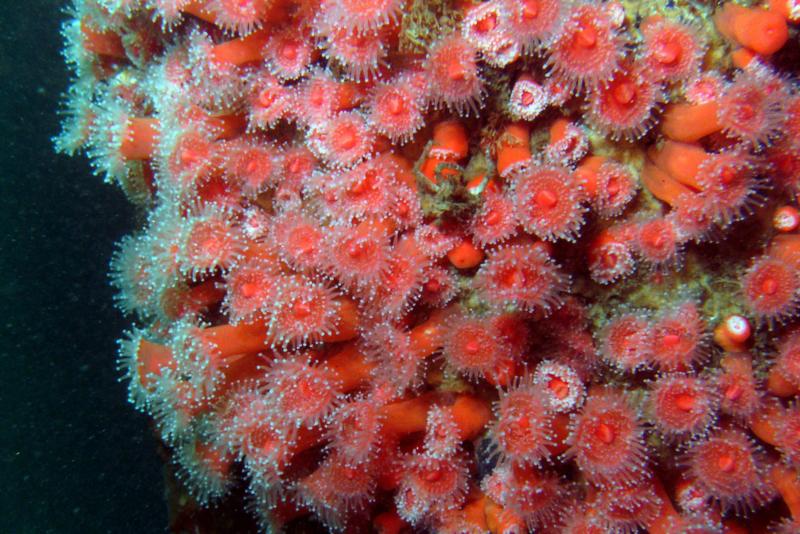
(55, 0, 800, 532)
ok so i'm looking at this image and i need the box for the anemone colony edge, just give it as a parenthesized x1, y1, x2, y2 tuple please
(56, 0, 800, 532)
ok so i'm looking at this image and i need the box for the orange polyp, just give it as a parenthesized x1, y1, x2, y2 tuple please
(450, 394, 492, 440)
(769, 0, 789, 18)
(731, 47, 757, 69)
(484, 356, 517, 387)
(575, 155, 606, 197)
(422, 121, 469, 183)
(81, 20, 127, 59)
(171, 280, 227, 318)
(420, 156, 445, 183)
(549, 117, 570, 144)
(120, 117, 159, 160)
(641, 161, 695, 207)
(461, 495, 490, 531)
(447, 239, 485, 269)
(216, 352, 264, 391)
(432, 120, 469, 160)
(409, 310, 449, 358)
(240, 243, 281, 266)
(205, 113, 247, 139)
(769, 0, 800, 23)
(661, 101, 721, 142)
(496, 122, 531, 177)
(714, 3, 789, 56)
(374, 510, 406, 534)
(714, 315, 751, 352)
(182, 1, 219, 24)
(200, 321, 269, 359)
(330, 298, 360, 341)
(649, 140, 707, 190)
(547, 412, 572, 456)
(210, 29, 271, 66)
(770, 464, 800, 520)
(467, 175, 496, 196)
(645, 478, 681, 534)
(136, 338, 177, 387)
(769, 233, 800, 268)
(773, 206, 800, 233)
(381, 394, 436, 435)
(201, 296, 359, 355)
(714, 3, 745, 39)
(325, 343, 375, 392)
(768, 366, 800, 397)
(749, 400, 784, 446)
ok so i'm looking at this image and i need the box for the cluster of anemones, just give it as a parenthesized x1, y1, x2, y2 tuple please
(57, 0, 800, 532)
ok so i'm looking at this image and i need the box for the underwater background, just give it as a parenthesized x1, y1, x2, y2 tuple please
(0, 2, 166, 531)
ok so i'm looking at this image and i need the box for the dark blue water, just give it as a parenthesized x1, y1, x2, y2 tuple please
(0, 3, 166, 532)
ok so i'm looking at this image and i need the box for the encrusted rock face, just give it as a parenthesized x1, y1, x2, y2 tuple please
(57, 0, 800, 532)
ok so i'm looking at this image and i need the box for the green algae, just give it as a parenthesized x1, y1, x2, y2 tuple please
(398, 0, 462, 54)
